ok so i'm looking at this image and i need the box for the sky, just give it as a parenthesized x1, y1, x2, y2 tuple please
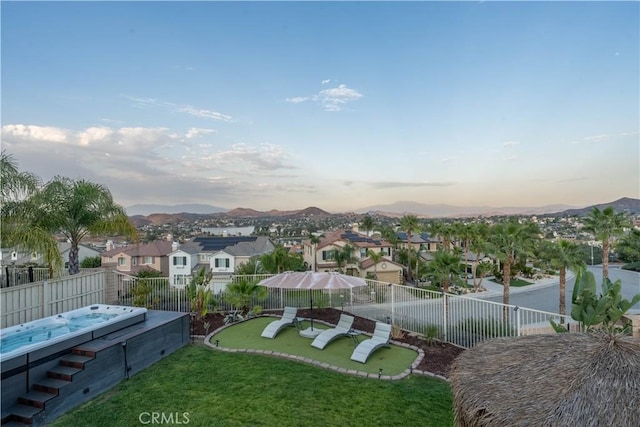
(1, 1, 639, 213)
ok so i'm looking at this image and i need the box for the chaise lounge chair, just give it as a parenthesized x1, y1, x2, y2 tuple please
(310, 314, 355, 350)
(350, 322, 392, 363)
(260, 306, 298, 339)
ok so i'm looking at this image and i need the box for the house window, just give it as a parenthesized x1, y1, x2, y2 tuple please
(132, 258, 138, 266)
(173, 256, 187, 266)
(174, 275, 188, 286)
(214, 258, 230, 268)
(360, 248, 367, 258)
(143, 256, 153, 265)
(118, 257, 126, 266)
(199, 254, 209, 262)
(322, 251, 336, 261)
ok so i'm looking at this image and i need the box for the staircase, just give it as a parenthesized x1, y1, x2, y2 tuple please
(1, 349, 95, 426)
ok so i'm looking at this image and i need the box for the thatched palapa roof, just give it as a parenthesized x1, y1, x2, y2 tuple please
(450, 332, 640, 427)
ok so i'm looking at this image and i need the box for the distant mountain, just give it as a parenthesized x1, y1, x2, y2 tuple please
(553, 197, 640, 216)
(357, 201, 576, 218)
(126, 204, 227, 216)
(225, 206, 332, 218)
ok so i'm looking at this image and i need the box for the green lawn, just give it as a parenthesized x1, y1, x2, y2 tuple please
(212, 317, 418, 376)
(490, 278, 533, 287)
(51, 345, 454, 427)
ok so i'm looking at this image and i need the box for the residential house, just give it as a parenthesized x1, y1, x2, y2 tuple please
(302, 229, 404, 284)
(101, 240, 174, 276)
(168, 236, 275, 287)
(396, 232, 441, 253)
(1, 242, 101, 270)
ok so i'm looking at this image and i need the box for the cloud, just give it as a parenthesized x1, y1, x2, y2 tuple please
(368, 181, 455, 189)
(313, 84, 363, 111)
(286, 84, 363, 112)
(208, 143, 295, 172)
(3, 124, 68, 143)
(285, 97, 309, 104)
(185, 128, 216, 139)
(122, 95, 232, 122)
(572, 131, 639, 144)
(321, 79, 331, 85)
(440, 157, 456, 163)
(503, 141, 520, 148)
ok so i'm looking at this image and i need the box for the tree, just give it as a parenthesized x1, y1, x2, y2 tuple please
(187, 268, 215, 321)
(488, 218, 540, 320)
(583, 206, 630, 281)
(0, 151, 63, 276)
(333, 244, 356, 274)
(547, 239, 585, 319)
(367, 249, 383, 280)
(80, 256, 102, 268)
(360, 215, 375, 236)
(467, 223, 490, 291)
(399, 214, 421, 283)
(616, 229, 640, 264)
(260, 246, 305, 273)
(426, 249, 463, 293)
(28, 177, 139, 275)
(309, 234, 324, 272)
(226, 278, 267, 315)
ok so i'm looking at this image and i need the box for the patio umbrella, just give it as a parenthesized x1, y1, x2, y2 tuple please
(257, 271, 367, 332)
(449, 331, 640, 427)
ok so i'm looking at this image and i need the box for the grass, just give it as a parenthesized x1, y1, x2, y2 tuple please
(50, 345, 453, 427)
(212, 317, 418, 375)
(490, 277, 533, 287)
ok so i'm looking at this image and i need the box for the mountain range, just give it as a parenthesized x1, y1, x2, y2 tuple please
(126, 197, 639, 221)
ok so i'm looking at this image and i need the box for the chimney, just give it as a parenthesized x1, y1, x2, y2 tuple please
(171, 241, 179, 252)
(106, 240, 113, 251)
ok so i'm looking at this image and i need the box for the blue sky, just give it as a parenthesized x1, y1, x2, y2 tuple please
(2, 1, 638, 213)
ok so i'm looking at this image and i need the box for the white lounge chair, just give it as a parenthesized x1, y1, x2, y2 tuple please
(350, 322, 392, 363)
(310, 314, 355, 350)
(260, 307, 298, 339)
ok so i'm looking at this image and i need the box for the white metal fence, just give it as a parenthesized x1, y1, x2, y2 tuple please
(1, 270, 577, 348)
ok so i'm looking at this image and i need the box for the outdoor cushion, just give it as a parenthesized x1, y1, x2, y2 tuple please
(311, 314, 355, 350)
(260, 306, 298, 339)
(350, 322, 391, 363)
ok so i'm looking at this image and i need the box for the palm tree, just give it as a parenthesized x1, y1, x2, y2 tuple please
(426, 249, 463, 293)
(399, 214, 421, 283)
(360, 215, 375, 236)
(226, 278, 267, 315)
(308, 234, 324, 272)
(488, 218, 540, 320)
(0, 151, 63, 276)
(616, 229, 640, 264)
(468, 223, 490, 290)
(28, 177, 139, 275)
(367, 249, 383, 279)
(548, 239, 585, 319)
(260, 246, 291, 273)
(583, 206, 630, 281)
(333, 244, 356, 274)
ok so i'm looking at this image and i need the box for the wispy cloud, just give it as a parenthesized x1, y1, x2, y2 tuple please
(503, 141, 520, 148)
(368, 181, 455, 189)
(208, 143, 295, 172)
(286, 84, 363, 112)
(285, 97, 309, 104)
(321, 79, 331, 85)
(185, 128, 216, 139)
(572, 131, 638, 144)
(440, 157, 456, 163)
(122, 95, 232, 122)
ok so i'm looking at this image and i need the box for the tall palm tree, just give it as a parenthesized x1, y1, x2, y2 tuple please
(426, 249, 463, 293)
(548, 239, 585, 319)
(583, 206, 630, 281)
(0, 151, 63, 276)
(333, 244, 356, 274)
(468, 223, 490, 290)
(399, 214, 421, 283)
(488, 218, 540, 320)
(260, 246, 290, 273)
(367, 249, 383, 280)
(29, 177, 139, 275)
(308, 234, 324, 272)
(360, 215, 375, 236)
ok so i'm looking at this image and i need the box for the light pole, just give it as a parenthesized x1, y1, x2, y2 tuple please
(590, 243, 594, 266)
(254, 260, 261, 275)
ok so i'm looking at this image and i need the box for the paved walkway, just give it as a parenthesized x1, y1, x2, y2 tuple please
(199, 317, 448, 382)
(470, 273, 572, 299)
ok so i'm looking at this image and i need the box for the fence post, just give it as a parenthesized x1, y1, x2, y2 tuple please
(515, 306, 521, 337)
(43, 280, 51, 318)
(443, 292, 448, 343)
(389, 284, 395, 325)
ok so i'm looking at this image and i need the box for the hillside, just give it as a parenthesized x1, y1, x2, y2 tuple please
(554, 197, 640, 216)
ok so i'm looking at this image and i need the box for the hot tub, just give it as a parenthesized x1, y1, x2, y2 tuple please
(0, 304, 147, 363)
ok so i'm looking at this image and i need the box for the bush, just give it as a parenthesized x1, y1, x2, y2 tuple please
(458, 317, 516, 339)
(80, 256, 101, 268)
(622, 261, 640, 272)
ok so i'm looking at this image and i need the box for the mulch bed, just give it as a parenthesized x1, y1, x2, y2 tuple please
(191, 308, 465, 379)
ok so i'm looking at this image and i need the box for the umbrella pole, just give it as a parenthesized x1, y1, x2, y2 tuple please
(310, 295, 314, 330)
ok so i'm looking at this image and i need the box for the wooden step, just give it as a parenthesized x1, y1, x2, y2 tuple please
(17, 391, 56, 409)
(32, 377, 70, 395)
(47, 365, 81, 382)
(59, 354, 93, 369)
(3, 404, 41, 425)
(71, 348, 96, 358)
